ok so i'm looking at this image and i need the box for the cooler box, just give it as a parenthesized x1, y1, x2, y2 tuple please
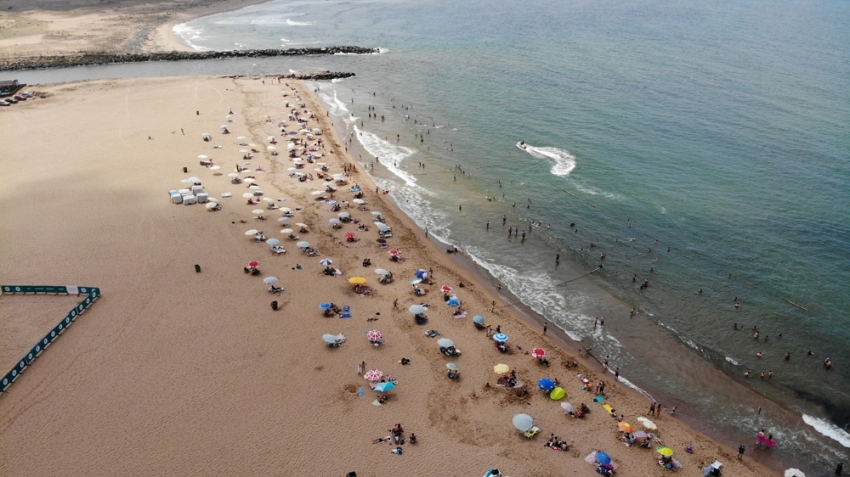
(178, 188, 191, 195)
(170, 192, 183, 204)
(191, 185, 204, 195)
(196, 192, 209, 203)
(182, 194, 196, 205)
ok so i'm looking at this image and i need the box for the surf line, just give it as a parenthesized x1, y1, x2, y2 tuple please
(785, 299, 808, 311)
(556, 267, 602, 287)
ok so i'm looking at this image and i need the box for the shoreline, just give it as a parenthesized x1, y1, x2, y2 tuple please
(317, 82, 785, 477)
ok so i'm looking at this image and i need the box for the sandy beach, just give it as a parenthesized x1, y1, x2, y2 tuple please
(0, 75, 780, 476)
(0, 0, 268, 59)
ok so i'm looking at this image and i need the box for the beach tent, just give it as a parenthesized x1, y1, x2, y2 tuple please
(549, 387, 566, 401)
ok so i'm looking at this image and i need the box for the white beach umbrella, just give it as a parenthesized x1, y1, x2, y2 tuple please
(281, 228, 293, 234)
(250, 185, 261, 191)
(311, 191, 324, 195)
(210, 165, 220, 170)
(205, 202, 218, 209)
(281, 207, 292, 213)
(784, 470, 805, 477)
(245, 229, 259, 235)
(198, 154, 209, 160)
(252, 209, 264, 214)
(243, 178, 256, 184)
(228, 173, 239, 178)
(277, 217, 288, 223)
(207, 197, 218, 202)
(266, 239, 280, 246)
(295, 223, 308, 228)
(267, 145, 277, 151)
(263, 277, 278, 285)
(263, 197, 274, 203)
(240, 149, 250, 153)
(243, 193, 255, 199)
(237, 136, 246, 140)
(353, 199, 366, 205)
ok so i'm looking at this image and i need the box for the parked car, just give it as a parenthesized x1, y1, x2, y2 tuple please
(4, 97, 17, 104)
(13, 95, 26, 101)
(0, 100, 10, 107)
(20, 92, 32, 98)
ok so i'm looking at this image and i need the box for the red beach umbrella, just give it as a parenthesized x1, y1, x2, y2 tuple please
(440, 285, 453, 293)
(247, 261, 260, 268)
(344, 231, 356, 239)
(388, 249, 400, 256)
(531, 348, 546, 359)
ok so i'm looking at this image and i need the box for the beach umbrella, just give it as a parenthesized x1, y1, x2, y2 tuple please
(637, 417, 657, 430)
(618, 422, 635, 434)
(353, 199, 366, 205)
(249, 185, 260, 190)
(560, 402, 575, 414)
(784, 470, 805, 477)
(210, 165, 221, 170)
(297, 241, 310, 248)
(633, 430, 647, 438)
(328, 200, 338, 206)
(472, 316, 485, 325)
(267, 136, 276, 141)
(364, 369, 383, 382)
(267, 145, 276, 151)
(348, 277, 367, 284)
(245, 229, 259, 235)
(207, 197, 219, 202)
(295, 223, 308, 228)
(205, 203, 218, 209)
(322, 334, 337, 344)
(311, 191, 324, 195)
(366, 330, 382, 341)
(244, 177, 256, 183)
(375, 269, 390, 276)
(447, 298, 461, 307)
(512, 414, 534, 432)
(319, 258, 333, 266)
(228, 173, 239, 178)
(198, 154, 209, 160)
(415, 269, 428, 279)
(323, 181, 334, 187)
(409, 278, 422, 285)
(240, 149, 250, 154)
(319, 302, 332, 310)
(389, 249, 401, 256)
(263, 198, 274, 203)
(278, 217, 288, 223)
(247, 261, 259, 268)
(280, 207, 292, 213)
(538, 378, 556, 392)
(237, 135, 246, 140)
(446, 363, 459, 371)
(549, 387, 566, 400)
(493, 333, 509, 342)
(440, 285, 453, 293)
(437, 338, 454, 348)
(493, 364, 510, 374)
(252, 209, 264, 214)
(595, 451, 612, 465)
(281, 228, 293, 234)
(220, 125, 228, 130)
(344, 231, 356, 240)
(373, 381, 395, 392)
(371, 211, 383, 216)
(243, 193, 255, 199)
(531, 348, 546, 359)
(338, 212, 350, 219)
(266, 238, 280, 246)
(656, 446, 673, 457)
(409, 305, 426, 315)
(263, 277, 278, 285)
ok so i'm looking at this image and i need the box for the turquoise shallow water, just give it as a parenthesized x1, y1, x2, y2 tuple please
(14, 0, 850, 471)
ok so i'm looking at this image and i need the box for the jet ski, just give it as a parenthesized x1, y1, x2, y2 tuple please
(516, 141, 527, 150)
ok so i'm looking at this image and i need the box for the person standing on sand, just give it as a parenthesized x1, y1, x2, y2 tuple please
(656, 404, 662, 417)
(357, 361, 365, 375)
(543, 323, 548, 335)
(738, 444, 745, 460)
(649, 402, 656, 415)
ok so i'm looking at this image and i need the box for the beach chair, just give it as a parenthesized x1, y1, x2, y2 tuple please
(523, 426, 540, 439)
(339, 306, 352, 319)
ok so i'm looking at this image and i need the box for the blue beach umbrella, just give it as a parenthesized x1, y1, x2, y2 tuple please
(319, 258, 333, 266)
(538, 378, 556, 392)
(266, 238, 280, 246)
(472, 315, 485, 325)
(322, 334, 337, 344)
(415, 269, 427, 279)
(493, 333, 509, 342)
(319, 302, 333, 310)
(447, 298, 461, 307)
(374, 381, 395, 392)
(595, 451, 612, 465)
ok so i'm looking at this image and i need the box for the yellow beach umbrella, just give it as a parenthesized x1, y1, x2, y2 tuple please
(348, 277, 367, 285)
(493, 364, 510, 374)
(656, 446, 673, 457)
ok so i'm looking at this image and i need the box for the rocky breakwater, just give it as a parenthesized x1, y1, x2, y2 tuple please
(0, 46, 380, 71)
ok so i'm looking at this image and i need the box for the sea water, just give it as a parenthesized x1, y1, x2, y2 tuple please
(15, 0, 849, 472)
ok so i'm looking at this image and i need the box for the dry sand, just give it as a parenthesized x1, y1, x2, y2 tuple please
(0, 76, 778, 477)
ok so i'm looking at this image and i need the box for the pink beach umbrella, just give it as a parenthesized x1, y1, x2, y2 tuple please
(364, 369, 383, 382)
(440, 285, 453, 293)
(531, 348, 547, 359)
(366, 330, 383, 342)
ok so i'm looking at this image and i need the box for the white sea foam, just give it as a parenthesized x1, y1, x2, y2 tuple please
(172, 23, 210, 52)
(522, 145, 576, 177)
(390, 186, 451, 240)
(802, 414, 850, 447)
(353, 126, 419, 188)
(331, 78, 345, 83)
(286, 19, 315, 26)
(725, 356, 739, 365)
(574, 183, 624, 200)
(616, 375, 655, 401)
(280, 37, 291, 42)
